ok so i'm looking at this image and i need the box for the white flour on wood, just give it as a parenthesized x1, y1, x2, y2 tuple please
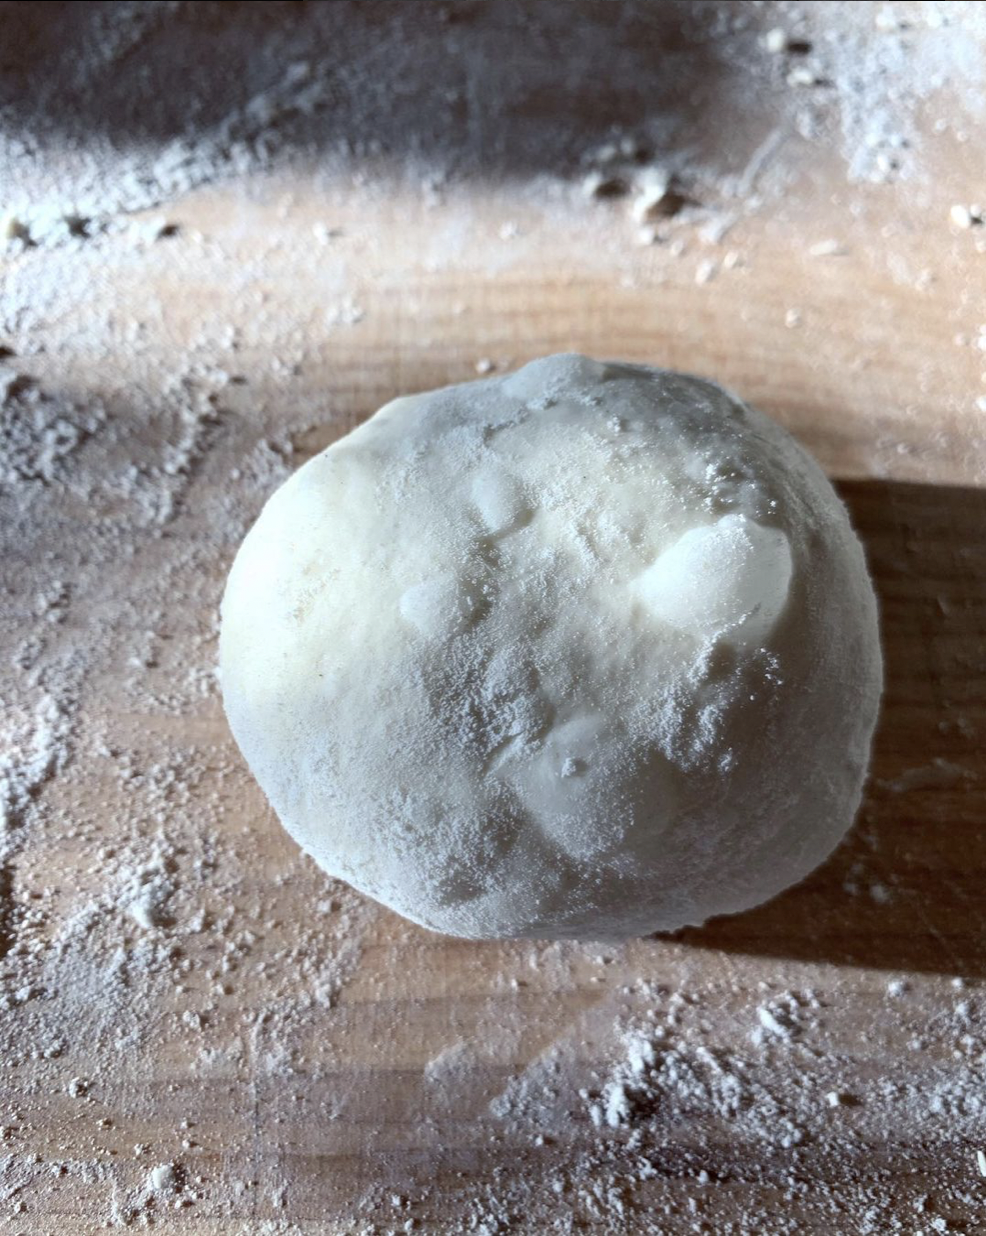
(0, 2, 983, 1230)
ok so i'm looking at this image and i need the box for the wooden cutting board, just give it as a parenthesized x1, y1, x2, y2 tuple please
(2, 39, 986, 1236)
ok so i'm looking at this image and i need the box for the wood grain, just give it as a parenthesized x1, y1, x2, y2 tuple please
(3, 20, 986, 1233)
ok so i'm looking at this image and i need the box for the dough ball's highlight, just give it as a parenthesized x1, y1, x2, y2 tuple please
(220, 355, 882, 940)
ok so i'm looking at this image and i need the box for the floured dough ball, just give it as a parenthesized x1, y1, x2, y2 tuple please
(220, 355, 882, 940)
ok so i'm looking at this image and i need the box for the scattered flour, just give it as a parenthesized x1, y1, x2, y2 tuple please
(0, 1, 983, 1230)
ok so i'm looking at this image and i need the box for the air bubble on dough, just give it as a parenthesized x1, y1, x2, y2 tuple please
(470, 467, 530, 534)
(637, 514, 793, 649)
(399, 575, 480, 639)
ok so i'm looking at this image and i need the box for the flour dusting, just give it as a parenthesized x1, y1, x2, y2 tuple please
(0, 1, 984, 1230)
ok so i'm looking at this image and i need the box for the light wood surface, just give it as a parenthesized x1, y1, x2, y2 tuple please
(3, 18, 986, 1234)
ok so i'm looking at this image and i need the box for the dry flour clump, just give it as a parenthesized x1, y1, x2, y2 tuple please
(122, 846, 178, 930)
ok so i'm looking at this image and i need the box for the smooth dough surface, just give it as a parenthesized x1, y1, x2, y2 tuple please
(220, 355, 882, 939)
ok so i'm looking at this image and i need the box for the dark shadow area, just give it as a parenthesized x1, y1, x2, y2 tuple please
(679, 477, 986, 977)
(0, 861, 15, 961)
(0, 0, 776, 182)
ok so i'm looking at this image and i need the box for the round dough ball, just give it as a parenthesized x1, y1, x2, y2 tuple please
(220, 355, 882, 940)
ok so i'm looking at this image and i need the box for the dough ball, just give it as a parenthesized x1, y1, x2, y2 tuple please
(220, 355, 882, 940)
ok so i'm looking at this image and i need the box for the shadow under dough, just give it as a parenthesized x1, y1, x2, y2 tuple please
(677, 478, 986, 978)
